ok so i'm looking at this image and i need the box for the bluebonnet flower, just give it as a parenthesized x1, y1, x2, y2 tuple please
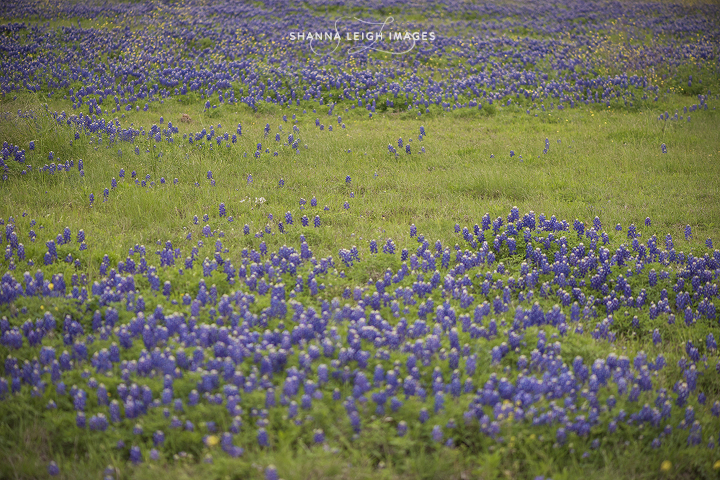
(76, 412, 86, 428)
(434, 392, 445, 413)
(419, 408, 429, 424)
(153, 430, 165, 446)
(349, 411, 361, 433)
(129, 445, 142, 464)
(432, 425, 443, 443)
(687, 421, 702, 446)
(676, 382, 690, 407)
(685, 406, 695, 425)
(556, 427, 567, 445)
(707, 334, 717, 352)
(684, 225, 692, 240)
(369, 240, 378, 254)
(257, 428, 269, 447)
(265, 466, 279, 480)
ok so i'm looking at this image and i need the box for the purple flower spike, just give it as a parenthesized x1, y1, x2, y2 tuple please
(265, 466, 279, 480)
(129, 445, 142, 464)
(432, 425, 443, 443)
(257, 428, 269, 447)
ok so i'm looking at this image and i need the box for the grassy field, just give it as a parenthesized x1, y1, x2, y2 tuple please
(2, 90, 719, 263)
(1, 2, 720, 479)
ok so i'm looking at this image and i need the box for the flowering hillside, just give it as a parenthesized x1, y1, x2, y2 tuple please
(1, 1, 720, 479)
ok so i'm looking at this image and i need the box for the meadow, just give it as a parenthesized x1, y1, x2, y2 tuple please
(1, 0, 720, 479)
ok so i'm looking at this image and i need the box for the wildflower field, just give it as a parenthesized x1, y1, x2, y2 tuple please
(1, 0, 720, 479)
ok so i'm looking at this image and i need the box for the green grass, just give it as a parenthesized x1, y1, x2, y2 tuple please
(2, 91, 719, 267)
